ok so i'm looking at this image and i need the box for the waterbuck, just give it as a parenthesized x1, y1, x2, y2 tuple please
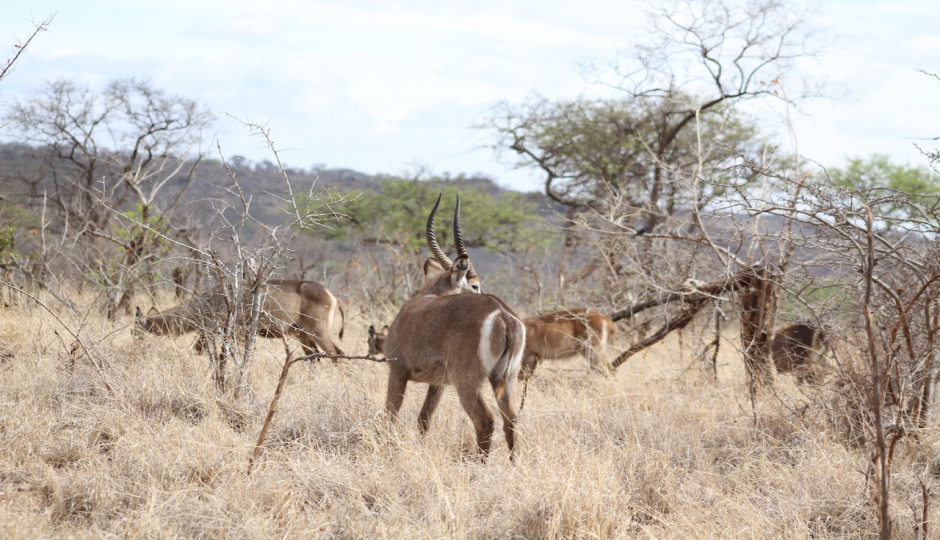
(770, 323, 827, 384)
(383, 194, 526, 459)
(136, 279, 345, 356)
(521, 307, 616, 379)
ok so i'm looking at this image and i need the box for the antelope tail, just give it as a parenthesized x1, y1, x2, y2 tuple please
(492, 315, 525, 399)
(337, 303, 346, 341)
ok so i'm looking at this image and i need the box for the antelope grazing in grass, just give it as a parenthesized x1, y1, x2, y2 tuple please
(382, 194, 526, 459)
(770, 323, 827, 384)
(136, 280, 345, 356)
(521, 308, 616, 379)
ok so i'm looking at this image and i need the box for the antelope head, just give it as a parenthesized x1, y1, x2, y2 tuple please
(421, 193, 481, 296)
(367, 324, 388, 357)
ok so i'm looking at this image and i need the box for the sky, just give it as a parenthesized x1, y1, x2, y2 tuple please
(1, 0, 938, 192)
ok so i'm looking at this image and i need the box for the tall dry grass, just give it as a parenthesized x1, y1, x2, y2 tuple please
(0, 292, 937, 539)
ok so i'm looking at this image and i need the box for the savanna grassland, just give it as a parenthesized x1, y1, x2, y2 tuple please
(1, 290, 936, 539)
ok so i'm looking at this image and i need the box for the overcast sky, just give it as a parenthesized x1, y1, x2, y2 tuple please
(2, 0, 938, 191)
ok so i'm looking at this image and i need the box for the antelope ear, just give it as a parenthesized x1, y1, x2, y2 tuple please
(382, 325, 389, 333)
(147, 307, 159, 316)
(368, 325, 376, 338)
(423, 257, 445, 279)
(453, 255, 470, 279)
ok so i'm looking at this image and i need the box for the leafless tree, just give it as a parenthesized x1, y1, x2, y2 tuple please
(2, 77, 214, 316)
(480, 0, 827, 325)
(0, 14, 53, 101)
(192, 120, 346, 398)
(588, 0, 826, 232)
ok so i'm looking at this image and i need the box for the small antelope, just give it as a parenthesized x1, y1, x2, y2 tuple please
(383, 194, 526, 459)
(770, 323, 827, 384)
(521, 308, 616, 379)
(367, 324, 388, 357)
(136, 279, 345, 356)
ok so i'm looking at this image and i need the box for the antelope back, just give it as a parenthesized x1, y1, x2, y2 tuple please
(524, 308, 613, 359)
(136, 280, 344, 355)
(386, 293, 524, 383)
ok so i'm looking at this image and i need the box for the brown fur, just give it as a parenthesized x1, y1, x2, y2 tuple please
(368, 324, 388, 357)
(384, 255, 526, 460)
(770, 323, 826, 384)
(136, 279, 344, 356)
(521, 307, 616, 379)
(383, 194, 526, 460)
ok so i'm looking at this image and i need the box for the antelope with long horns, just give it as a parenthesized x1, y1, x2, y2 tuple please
(382, 194, 526, 459)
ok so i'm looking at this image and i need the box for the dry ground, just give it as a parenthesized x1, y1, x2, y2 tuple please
(0, 292, 938, 539)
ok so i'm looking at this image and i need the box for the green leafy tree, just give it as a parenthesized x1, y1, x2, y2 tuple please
(484, 95, 761, 223)
(830, 154, 940, 193)
(826, 154, 940, 221)
(332, 175, 548, 257)
(317, 174, 551, 306)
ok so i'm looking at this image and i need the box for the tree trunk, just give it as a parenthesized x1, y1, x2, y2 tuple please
(740, 266, 777, 394)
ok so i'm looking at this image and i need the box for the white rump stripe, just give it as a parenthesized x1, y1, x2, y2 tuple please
(478, 310, 500, 373)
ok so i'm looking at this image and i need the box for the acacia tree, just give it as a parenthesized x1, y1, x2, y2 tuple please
(481, 0, 828, 374)
(328, 173, 548, 306)
(592, 0, 824, 223)
(482, 95, 761, 290)
(486, 0, 824, 229)
(2, 77, 214, 316)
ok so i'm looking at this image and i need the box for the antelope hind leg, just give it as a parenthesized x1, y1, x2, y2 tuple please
(456, 384, 495, 458)
(385, 365, 410, 418)
(418, 384, 445, 434)
(493, 377, 519, 461)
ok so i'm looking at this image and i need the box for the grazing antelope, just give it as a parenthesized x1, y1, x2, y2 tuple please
(382, 194, 526, 459)
(770, 323, 827, 384)
(521, 308, 616, 379)
(136, 279, 345, 356)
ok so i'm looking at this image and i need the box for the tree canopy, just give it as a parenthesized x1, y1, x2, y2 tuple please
(327, 174, 549, 257)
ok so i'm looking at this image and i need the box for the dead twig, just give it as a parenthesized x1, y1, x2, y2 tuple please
(247, 339, 392, 475)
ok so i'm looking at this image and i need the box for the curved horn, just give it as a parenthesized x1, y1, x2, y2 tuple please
(453, 194, 477, 279)
(426, 193, 452, 269)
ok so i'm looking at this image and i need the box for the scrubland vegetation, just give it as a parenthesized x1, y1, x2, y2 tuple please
(4, 1, 940, 538)
(3, 293, 937, 539)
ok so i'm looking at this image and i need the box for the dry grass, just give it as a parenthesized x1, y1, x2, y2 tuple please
(0, 294, 938, 539)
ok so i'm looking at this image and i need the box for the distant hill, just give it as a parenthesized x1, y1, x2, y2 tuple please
(0, 142, 560, 231)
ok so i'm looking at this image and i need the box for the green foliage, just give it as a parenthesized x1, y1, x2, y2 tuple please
(0, 225, 13, 260)
(0, 201, 41, 265)
(481, 94, 763, 213)
(117, 203, 169, 245)
(824, 154, 940, 222)
(326, 176, 549, 255)
(829, 154, 940, 194)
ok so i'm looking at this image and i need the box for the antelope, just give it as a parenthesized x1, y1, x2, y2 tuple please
(367, 324, 388, 357)
(520, 308, 616, 379)
(382, 194, 526, 459)
(770, 323, 827, 384)
(136, 279, 345, 356)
